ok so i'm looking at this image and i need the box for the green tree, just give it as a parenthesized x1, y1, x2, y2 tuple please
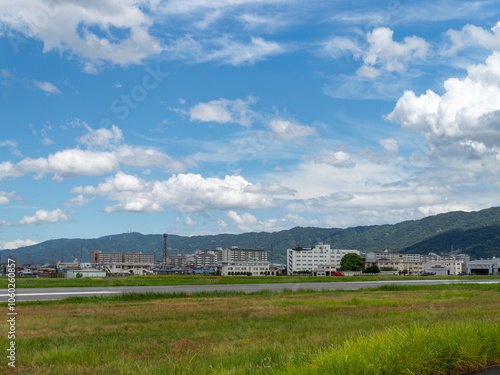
(340, 253, 364, 271)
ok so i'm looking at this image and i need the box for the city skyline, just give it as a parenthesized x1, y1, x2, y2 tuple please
(1, 0, 500, 250)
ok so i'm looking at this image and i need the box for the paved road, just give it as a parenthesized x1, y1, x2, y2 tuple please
(1, 279, 498, 302)
(466, 365, 500, 374)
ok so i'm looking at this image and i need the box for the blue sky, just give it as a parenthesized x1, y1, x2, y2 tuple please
(1, 0, 500, 250)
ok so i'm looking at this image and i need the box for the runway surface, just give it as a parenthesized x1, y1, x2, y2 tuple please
(1, 278, 498, 302)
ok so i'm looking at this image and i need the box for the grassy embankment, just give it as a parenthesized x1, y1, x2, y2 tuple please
(1, 283, 499, 374)
(1, 274, 499, 288)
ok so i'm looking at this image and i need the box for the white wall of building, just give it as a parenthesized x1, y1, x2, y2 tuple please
(221, 261, 272, 276)
(287, 243, 359, 274)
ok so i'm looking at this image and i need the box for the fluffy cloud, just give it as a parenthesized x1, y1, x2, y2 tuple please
(387, 51, 500, 148)
(33, 80, 61, 94)
(314, 151, 355, 168)
(77, 124, 123, 149)
(266, 117, 317, 139)
(2, 239, 39, 250)
(189, 97, 256, 127)
(445, 21, 500, 54)
(323, 27, 430, 76)
(0, 0, 163, 69)
(0, 141, 189, 181)
(0, 191, 14, 205)
(363, 28, 429, 73)
(72, 172, 290, 214)
(17, 209, 70, 225)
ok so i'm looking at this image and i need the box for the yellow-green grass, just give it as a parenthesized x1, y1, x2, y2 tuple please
(1, 284, 499, 374)
(1, 274, 499, 289)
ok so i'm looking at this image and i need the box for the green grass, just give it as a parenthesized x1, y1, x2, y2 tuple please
(1, 274, 499, 288)
(1, 284, 499, 374)
(270, 321, 500, 375)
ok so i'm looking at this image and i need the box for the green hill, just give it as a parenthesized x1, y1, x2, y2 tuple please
(401, 225, 500, 259)
(2, 207, 500, 264)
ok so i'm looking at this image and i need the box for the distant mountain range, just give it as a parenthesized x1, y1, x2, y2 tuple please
(2, 207, 500, 265)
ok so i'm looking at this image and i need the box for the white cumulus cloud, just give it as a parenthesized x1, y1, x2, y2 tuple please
(323, 27, 430, 76)
(17, 209, 70, 225)
(445, 21, 500, 55)
(72, 172, 288, 214)
(189, 97, 256, 127)
(387, 51, 500, 148)
(0, 0, 164, 70)
(78, 124, 124, 149)
(266, 117, 317, 139)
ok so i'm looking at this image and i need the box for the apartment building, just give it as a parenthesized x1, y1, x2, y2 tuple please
(91, 250, 154, 264)
(124, 252, 155, 264)
(287, 243, 360, 274)
(192, 249, 223, 267)
(223, 246, 267, 262)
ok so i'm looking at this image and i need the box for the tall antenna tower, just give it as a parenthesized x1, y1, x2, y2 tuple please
(162, 234, 168, 269)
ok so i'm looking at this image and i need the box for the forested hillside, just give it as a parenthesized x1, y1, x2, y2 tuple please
(2, 207, 499, 264)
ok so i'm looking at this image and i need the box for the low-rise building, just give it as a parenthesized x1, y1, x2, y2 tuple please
(103, 263, 153, 276)
(466, 259, 500, 275)
(365, 251, 468, 276)
(423, 261, 465, 276)
(312, 264, 338, 276)
(221, 260, 272, 276)
(66, 269, 106, 278)
(372, 259, 424, 275)
(57, 258, 81, 271)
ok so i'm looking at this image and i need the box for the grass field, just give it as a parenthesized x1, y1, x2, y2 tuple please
(1, 283, 499, 374)
(1, 274, 499, 288)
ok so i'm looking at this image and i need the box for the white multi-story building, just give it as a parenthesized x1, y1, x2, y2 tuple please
(287, 243, 359, 274)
